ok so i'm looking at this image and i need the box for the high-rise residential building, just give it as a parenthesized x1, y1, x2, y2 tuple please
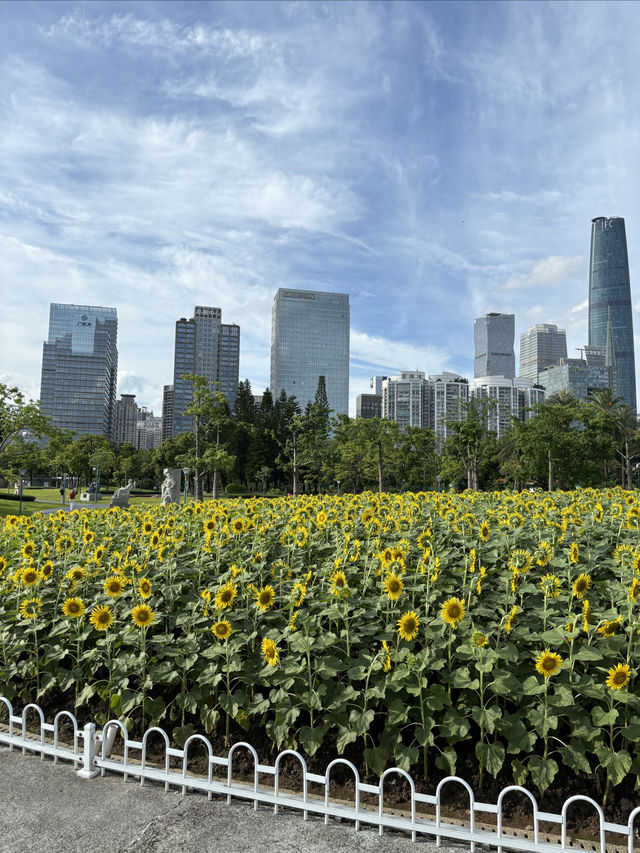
(113, 394, 138, 446)
(161, 385, 174, 443)
(470, 376, 544, 439)
(382, 372, 429, 431)
(40, 303, 118, 438)
(519, 324, 567, 383)
(270, 288, 349, 414)
(170, 306, 240, 437)
(589, 216, 636, 411)
(136, 408, 162, 450)
(474, 313, 515, 379)
(428, 372, 469, 442)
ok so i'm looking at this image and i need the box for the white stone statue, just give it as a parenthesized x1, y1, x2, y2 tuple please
(161, 468, 181, 506)
(110, 479, 134, 508)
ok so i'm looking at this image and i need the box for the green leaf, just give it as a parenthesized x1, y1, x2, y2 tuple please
(574, 646, 603, 662)
(435, 746, 457, 776)
(475, 741, 504, 778)
(394, 741, 419, 771)
(596, 747, 632, 786)
(172, 724, 195, 748)
(364, 745, 390, 776)
(298, 725, 326, 757)
(450, 666, 479, 690)
(528, 755, 558, 795)
(470, 705, 502, 735)
(336, 727, 358, 754)
(349, 707, 374, 736)
(424, 684, 451, 710)
(511, 759, 528, 786)
(146, 696, 167, 724)
(440, 709, 471, 740)
(592, 705, 618, 727)
(387, 698, 409, 726)
(559, 742, 591, 775)
(522, 675, 545, 695)
(498, 716, 537, 753)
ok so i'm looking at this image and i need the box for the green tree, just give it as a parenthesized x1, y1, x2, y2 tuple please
(397, 426, 437, 491)
(441, 398, 497, 491)
(0, 384, 51, 454)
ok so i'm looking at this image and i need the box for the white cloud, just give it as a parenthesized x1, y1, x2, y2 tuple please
(501, 256, 585, 291)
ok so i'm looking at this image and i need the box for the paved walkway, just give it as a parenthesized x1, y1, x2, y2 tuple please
(0, 748, 458, 853)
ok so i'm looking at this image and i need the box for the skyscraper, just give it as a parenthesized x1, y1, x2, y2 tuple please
(270, 288, 349, 414)
(589, 216, 636, 410)
(474, 313, 515, 379)
(40, 303, 118, 438)
(170, 306, 240, 436)
(519, 324, 567, 384)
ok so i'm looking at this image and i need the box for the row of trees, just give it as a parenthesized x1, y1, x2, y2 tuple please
(1, 381, 638, 495)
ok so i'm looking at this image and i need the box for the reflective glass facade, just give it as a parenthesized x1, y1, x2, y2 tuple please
(474, 313, 515, 379)
(589, 217, 636, 411)
(270, 289, 349, 414)
(519, 324, 567, 383)
(40, 303, 118, 438)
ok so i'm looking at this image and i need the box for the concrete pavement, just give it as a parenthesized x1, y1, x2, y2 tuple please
(0, 748, 459, 853)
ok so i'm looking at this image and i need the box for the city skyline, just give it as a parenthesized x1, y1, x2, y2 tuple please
(2, 2, 640, 416)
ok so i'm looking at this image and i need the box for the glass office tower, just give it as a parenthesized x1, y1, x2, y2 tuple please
(171, 307, 240, 436)
(519, 324, 568, 383)
(40, 303, 118, 437)
(270, 288, 349, 414)
(474, 313, 515, 379)
(589, 216, 636, 411)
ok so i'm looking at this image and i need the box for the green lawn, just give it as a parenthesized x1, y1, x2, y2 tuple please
(0, 488, 165, 517)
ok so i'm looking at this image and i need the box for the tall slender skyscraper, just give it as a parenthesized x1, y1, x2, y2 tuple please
(589, 216, 636, 411)
(474, 313, 515, 378)
(40, 303, 118, 438)
(170, 306, 240, 436)
(270, 288, 349, 414)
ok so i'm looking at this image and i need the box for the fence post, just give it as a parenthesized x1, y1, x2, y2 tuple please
(77, 722, 99, 779)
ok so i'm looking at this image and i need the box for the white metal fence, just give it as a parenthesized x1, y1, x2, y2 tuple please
(0, 696, 638, 852)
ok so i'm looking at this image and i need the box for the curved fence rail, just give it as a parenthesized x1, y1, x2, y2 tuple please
(0, 697, 638, 851)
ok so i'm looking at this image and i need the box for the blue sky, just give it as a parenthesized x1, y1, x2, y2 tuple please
(2, 0, 640, 416)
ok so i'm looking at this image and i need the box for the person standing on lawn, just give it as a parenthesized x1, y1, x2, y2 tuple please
(59, 485, 65, 505)
(68, 488, 76, 511)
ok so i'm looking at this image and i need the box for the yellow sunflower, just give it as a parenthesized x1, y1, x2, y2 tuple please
(535, 649, 563, 679)
(629, 578, 640, 603)
(132, 604, 155, 628)
(261, 637, 279, 666)
(472, 631, 489, 647)
(138, 577, 152, 598)
(0, 556, 6, 575)
(440, 597, 465, 629)
(397, 610, 420, 641)
(598, 617, 621, 637)
(535, 541, 553, 567)
(41, 561, 54, 580)
(62, 597, 85, 618)
(479, 521, 490, 542)
(329, 570, 348, 596)
(89, 605, 114, 631)
(21, 566, 41, 586)
(569, 543, 579, 564)
(104, 576, 126, 597)
(381, 640, 391, 672)
(256, 585, 275, 612)
(211, 619, 231, 640)
(83, 530, 95, 545)
(606, 663, 631, 691)
(19, 597, 43, 620)
(572, 573, 591, 599)
(383, 572, 404, 601)
(21, 541, 36, 560)
(215, 582, 237, 610)
(540, 574, 561, 599)
(66, 566, 86, 583)
(231, 517, 245, 534)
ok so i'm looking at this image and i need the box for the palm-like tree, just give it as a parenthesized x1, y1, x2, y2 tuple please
(587, 389, 624, 484)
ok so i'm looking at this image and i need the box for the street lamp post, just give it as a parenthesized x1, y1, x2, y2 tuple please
(92, 466, 101, 502)
(182, 468, 190, 505)
(18, 469, 25, 515)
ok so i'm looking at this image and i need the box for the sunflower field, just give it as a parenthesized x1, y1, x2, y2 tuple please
(2, 488, 640, 804)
